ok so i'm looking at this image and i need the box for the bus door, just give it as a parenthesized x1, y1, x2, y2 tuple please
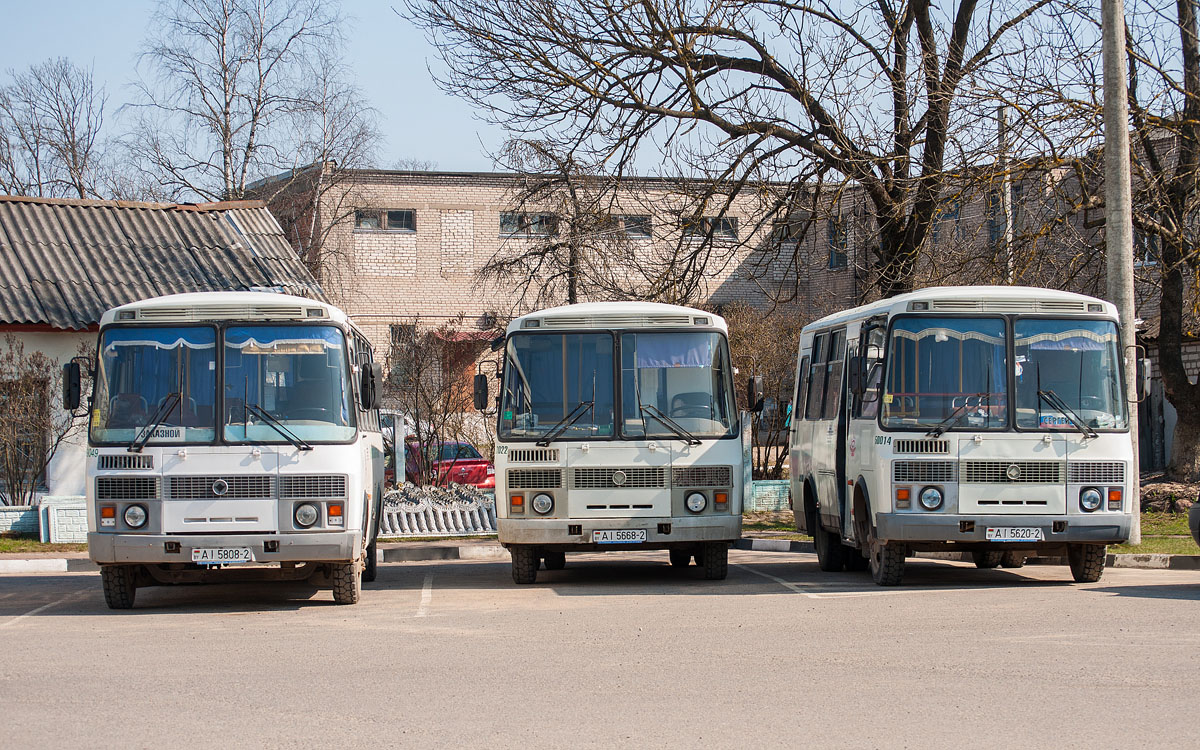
(809, 329, 846, 531)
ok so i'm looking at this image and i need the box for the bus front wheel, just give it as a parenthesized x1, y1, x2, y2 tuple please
(869, 542, 905, 586)
(1068, 544, 1106, 583)
(511, 546, 539, 584)
(331, 562, 362, 604)
(700, 542, 728, 580)
(100, 565, 137, 609)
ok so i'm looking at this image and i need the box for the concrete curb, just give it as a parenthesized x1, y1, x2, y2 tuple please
(735, 538, 815, 554)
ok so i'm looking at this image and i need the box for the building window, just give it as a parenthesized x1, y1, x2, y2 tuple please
(828, 215, 848, 269)
(500, 212, 557, 237)
(932, 200, 961, 245)
(621, 215, 651, 239)
(682, 216, 738, 241)
(355, 209, 416, 231)
(1134, 227, 1160, 267)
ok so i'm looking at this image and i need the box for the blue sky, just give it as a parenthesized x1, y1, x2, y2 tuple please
(0, 0, 506, 172)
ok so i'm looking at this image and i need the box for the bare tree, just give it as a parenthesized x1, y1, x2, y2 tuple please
(128, 0, 348, 201)
(0, 58, 107, 199)
(0, 336, 86, 506)
(405, 0, 1059, 298)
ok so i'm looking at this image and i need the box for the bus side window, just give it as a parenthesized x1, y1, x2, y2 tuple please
(805, 334, 828, 420)
(796, 355, 810, 423)
(822, 329, 846, 420)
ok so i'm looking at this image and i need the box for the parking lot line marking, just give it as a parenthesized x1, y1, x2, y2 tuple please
(416, 573, 433, 617)
(734, 564, 822, 599)
(0, 591, 84, 629)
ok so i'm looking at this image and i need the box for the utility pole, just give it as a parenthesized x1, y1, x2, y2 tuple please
(998, 106, 1014, 284)
(1102, 0, 1141, 543)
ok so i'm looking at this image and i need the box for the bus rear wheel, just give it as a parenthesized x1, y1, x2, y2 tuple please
(669, 549, 692, 568)
(331, 562, 362, 604)
(1068, 544, 1106, 583)
(543, 550, 566, 570)
(813, 522, 848, 572)
(972, 551, 1004, 569)
(844, 549, 869, 571)
(870, 542, 905, 586)
(511, 546, 538, 584)
(1000, 551, 1027, 568)
(700, 542, 728, 580)
(363, 538, 378, 583)
(101, 565, 137, 609)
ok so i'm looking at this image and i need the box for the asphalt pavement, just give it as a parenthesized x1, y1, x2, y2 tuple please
(2, 550, 1198, 748)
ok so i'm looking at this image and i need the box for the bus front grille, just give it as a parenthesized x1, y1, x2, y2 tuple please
(279, 475, 347, 499)
(572, 467, 667, 489)
(893, 439, 949, 454)
(507, 448, 560, 463)
(96, 476, 158, 500)
(97, 454, 154, 470)
(508, 469, 563, 489)
(893, 461, 957, 484)
(1067, 462, 1126, 484)
(167, 476, 274, 499)
(961, 461, 1064, 484)
(672, 466, 732, 488)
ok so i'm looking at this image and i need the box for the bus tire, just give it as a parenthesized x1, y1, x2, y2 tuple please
(972, 551, 1004, 569)
(331, 562, 362, 604)
(701, 542, 728, 580)
(101, 565, 137, 609)
(813, 522, 847, 572)
(1068, 544, 1106, 583)
(870, 542, 905, 586)
(363, 538, 379, 583)
(844, 548, 869, 571)
(511, 546, 538, 584)
(543, 550, 566, 570)
(1000, 551, 1027, 569)
(669, 549, 692, 568)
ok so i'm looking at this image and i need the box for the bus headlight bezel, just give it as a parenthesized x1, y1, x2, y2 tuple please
(531, 493, 554, 515)
(918, 486, 944, 511)
(685, 492, 707, 513)
(294, 503, 319, 528)
(123, 504, 148, 529)
(1080, 487, 1103, 512)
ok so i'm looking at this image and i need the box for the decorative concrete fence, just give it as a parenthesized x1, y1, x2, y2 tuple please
(0, 505, 39, 534)
(745, 480, 791, 512)
(380, 484, 498, 537)
(0, 497, 86, 543)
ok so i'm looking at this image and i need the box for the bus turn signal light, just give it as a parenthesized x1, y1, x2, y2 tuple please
(1108, 488, 1123, 510)
(715, 492, 728, 505)
(328, 503, 344, 526)
(100, 504, 116, 527)
(511, 494, 524, 513)
(895, 487, 911, 509)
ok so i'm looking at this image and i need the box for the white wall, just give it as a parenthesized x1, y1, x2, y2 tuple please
(5, 331, 91, 498)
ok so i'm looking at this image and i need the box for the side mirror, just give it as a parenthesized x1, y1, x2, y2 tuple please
(62, 361, 81, 411)
(490, 335, 505, 352)
(847, 355, 865, 396)
(746, 375, 765, 413)
(473, 373, 490, 411)
(360, 363, 383, 410)
(1137, 356, 1151, 402)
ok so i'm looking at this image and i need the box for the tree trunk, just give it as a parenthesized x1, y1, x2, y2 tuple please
(1167, 414, 1200, 483)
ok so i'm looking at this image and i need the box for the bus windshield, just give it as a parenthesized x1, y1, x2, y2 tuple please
(882, 317, 1008, 430)
(223, 325, 356, 443)
(91, 326, 218, 444)
(621, 331, 737, 439)
(1014, 319, 1127, 430)
(499, 332, 616, 440)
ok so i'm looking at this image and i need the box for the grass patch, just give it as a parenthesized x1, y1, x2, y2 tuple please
(0, 534, 88, 554)
(1139, 512, 1192, 536)
(1111, 536, 1199, 556)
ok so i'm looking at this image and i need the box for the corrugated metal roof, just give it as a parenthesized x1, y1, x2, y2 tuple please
(0, 196, 323, 329)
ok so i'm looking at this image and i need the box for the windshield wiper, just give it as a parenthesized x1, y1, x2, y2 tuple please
(244, 402, 313, 451)
(535, 401, 595, 447)
(128, 392, 182, 453)
(640, 404, 701, 446)
(925, 392, 988, 438)
(1037, 389, 1098, 439)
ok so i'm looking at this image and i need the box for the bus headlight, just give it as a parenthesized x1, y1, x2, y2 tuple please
(1080, 488, 1103, 512)
(123, 504, 147, 529)
(531, 493, 554, 515)
(686, 492, 707, 513)
(918, 486, 944, 511)
(295, 503, 319, 528)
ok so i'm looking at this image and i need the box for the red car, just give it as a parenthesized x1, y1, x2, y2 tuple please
(405, 440, 496, 489)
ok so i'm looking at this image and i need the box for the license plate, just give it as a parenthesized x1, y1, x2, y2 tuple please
(592, 529, 647, 544)
(191, 547, 254, 565)
(985, 527, 1045, 542)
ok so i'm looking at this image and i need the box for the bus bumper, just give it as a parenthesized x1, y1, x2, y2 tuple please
(874, 513, 1131, 546)
(88, 531, 362, 565)
(497, 515, 741, 550)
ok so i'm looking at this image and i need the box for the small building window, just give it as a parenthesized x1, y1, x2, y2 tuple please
(622, 215, 651, 239)
(355, 210, 381, 229)
(828, 216, 848, 270)
(682, 216, 738, 241)
(387, 210, 415, 231)
(500, 212, 558, 237)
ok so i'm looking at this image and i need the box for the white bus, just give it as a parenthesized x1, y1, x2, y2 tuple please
(66, 292, 385, 608)
(788, 286, 1140, 586)
(475, 302, 759, 583)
